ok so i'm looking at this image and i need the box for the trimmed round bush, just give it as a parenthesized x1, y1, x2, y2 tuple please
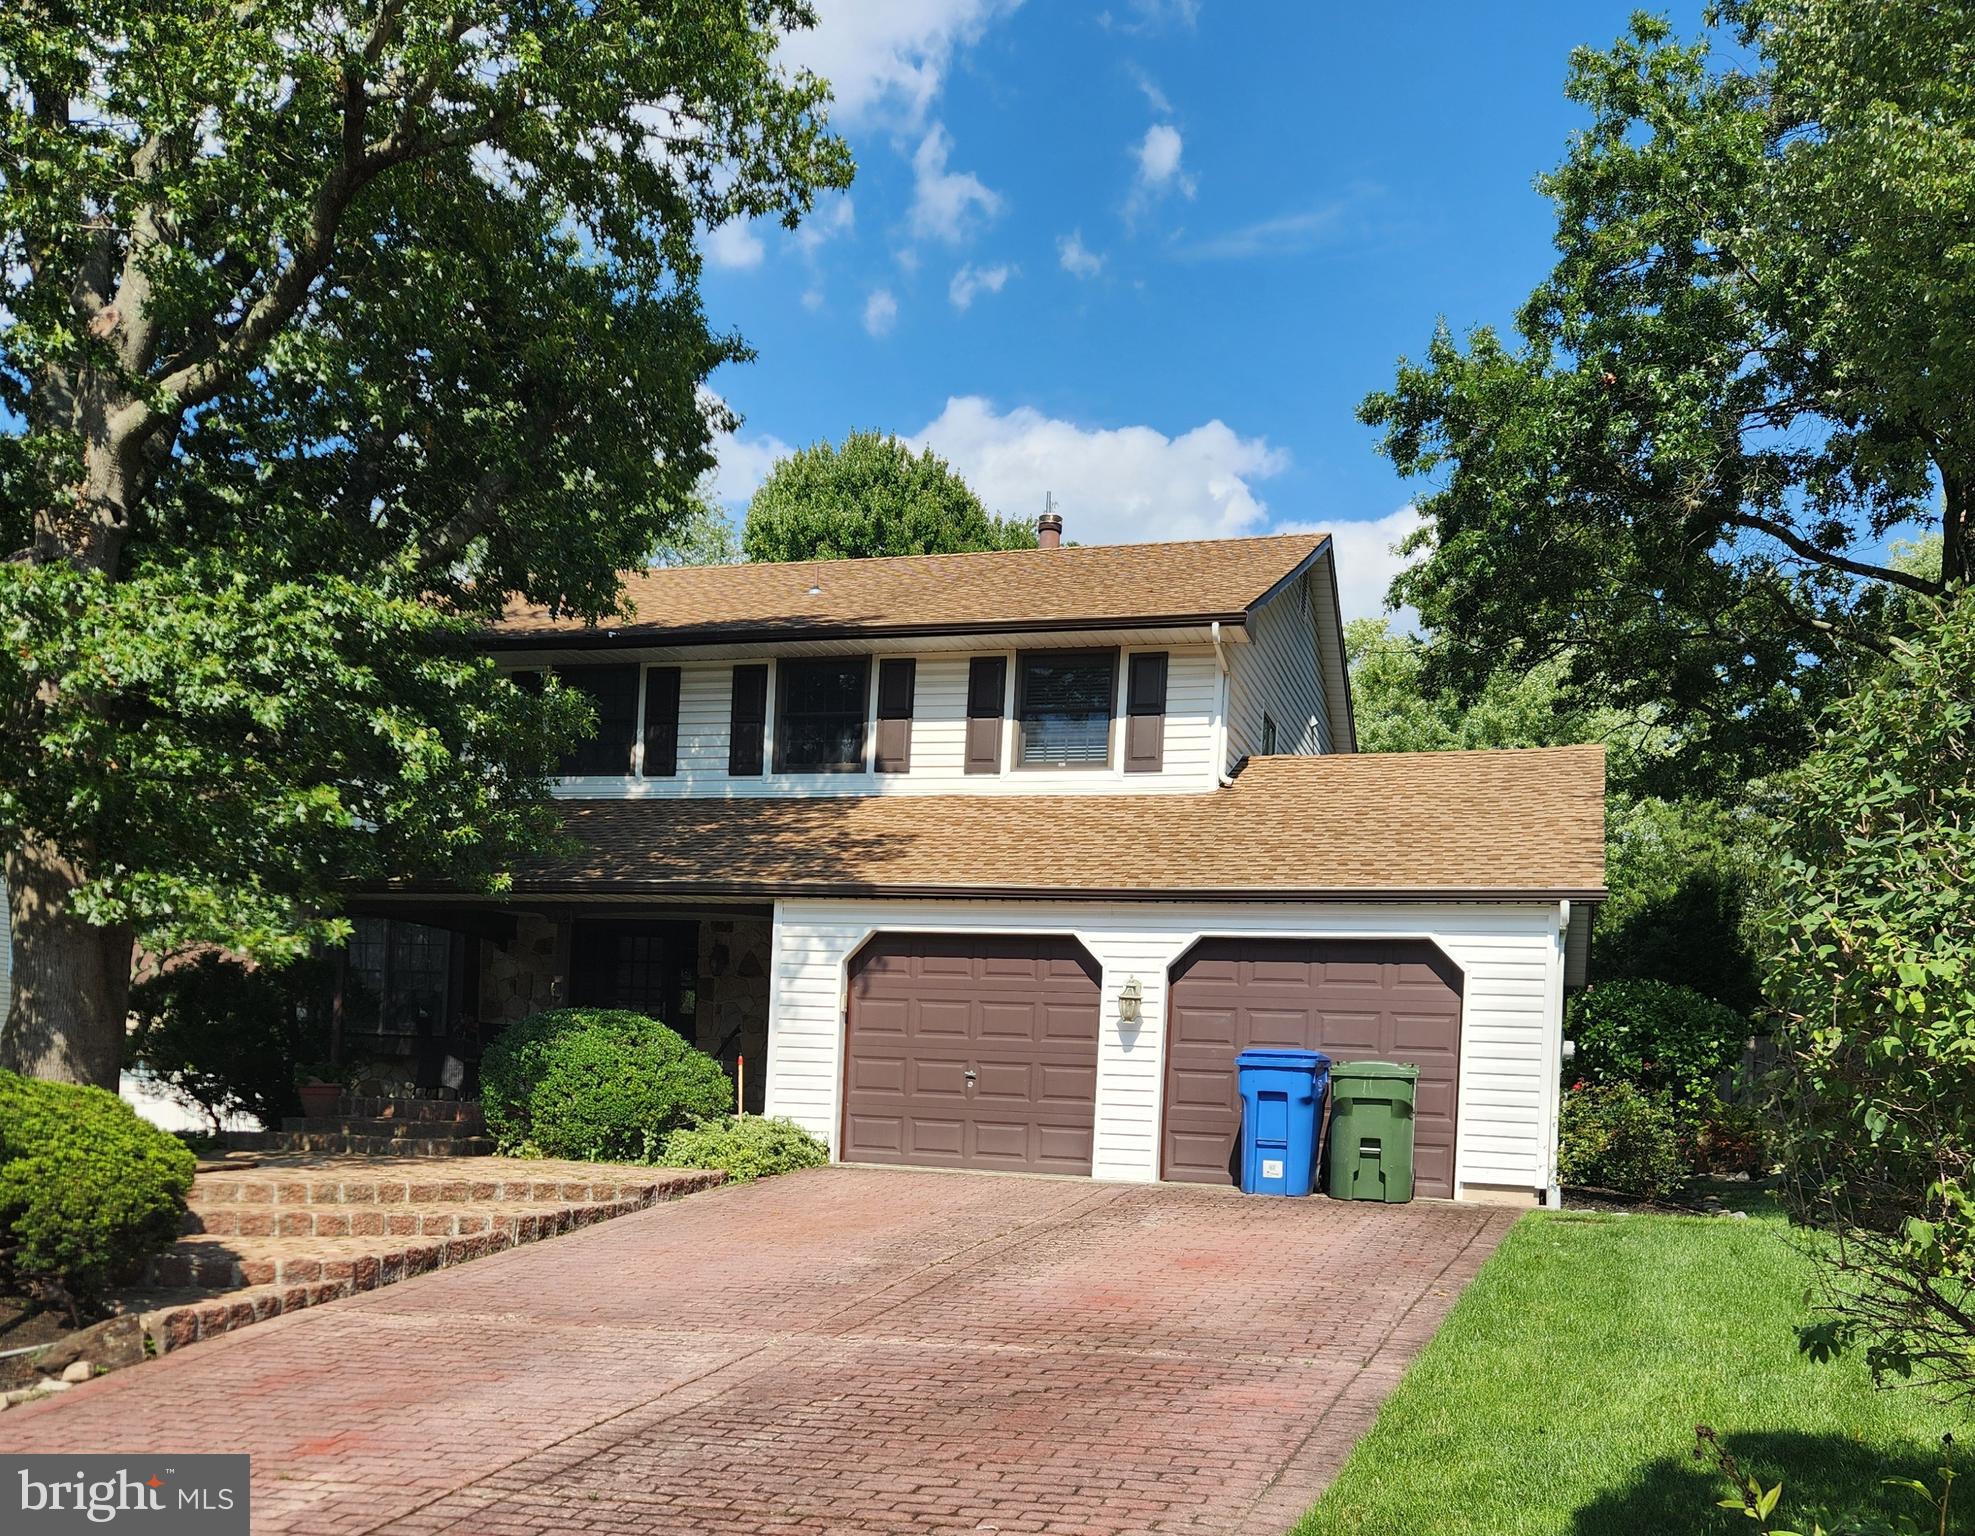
(0, 1070, 197, 1311)
(480, 1009, 732, 1161)
(1567, 978, 1748, 1117)
(1556, 1081, 1686, 1200)
(659, 1115, 829, 1182)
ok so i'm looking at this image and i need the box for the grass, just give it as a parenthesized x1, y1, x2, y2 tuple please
(1295, 1188, 1967, 1536)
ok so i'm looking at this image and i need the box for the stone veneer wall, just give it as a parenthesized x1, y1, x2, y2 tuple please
(696, 918, 771, 1114)
(478, 913, 565, 1025)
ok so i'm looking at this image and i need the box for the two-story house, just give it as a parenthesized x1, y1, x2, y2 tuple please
(334, 525, 1605, 1204)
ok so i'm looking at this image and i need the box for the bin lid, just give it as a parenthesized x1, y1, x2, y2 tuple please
(1234, 1048, 1330, 1071)
(1330, 1059, 1420, 1081)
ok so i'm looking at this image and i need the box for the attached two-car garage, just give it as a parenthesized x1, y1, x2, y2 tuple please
(838, 930, 1464, 1198)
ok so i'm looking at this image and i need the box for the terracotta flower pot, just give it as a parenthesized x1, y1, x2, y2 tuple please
(297, 1081, 343, 1117)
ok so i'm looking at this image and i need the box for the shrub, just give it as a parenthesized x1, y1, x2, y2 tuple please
(125, 953, 333, 1131)
(1689, 1097, 1769, 1179)
(1567, 978, 1749, 1118)
(0, 1071, 197, 1314)
(1556, 1081, 1686, 1200)
(658, 1115, 829, 1182)
(480, 1009, 732, 1161)
(1761, 592, 1975, 1395)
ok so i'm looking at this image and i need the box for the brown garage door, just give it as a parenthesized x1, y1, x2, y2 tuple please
(842, 933, 1101, 1175)
(1161, 938, 1462, 1198)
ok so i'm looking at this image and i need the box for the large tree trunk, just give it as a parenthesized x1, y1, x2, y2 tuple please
(0, 831, 134, 1088)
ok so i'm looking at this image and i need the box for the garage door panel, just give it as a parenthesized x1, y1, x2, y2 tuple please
(1161, 938, 1463, 1199)
(843, 933, 1100, 1175)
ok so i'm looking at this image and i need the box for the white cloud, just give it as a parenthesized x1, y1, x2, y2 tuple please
(910, 395, 1288, 545)
(801, 286, 825, 312)
(908, 123, 1003, 244)
(863, 288, 899, 337)
(777, 0, 1019, 129)
(1135, 123, 1190, 191)
(1279, 505, 1427, 625)
(1126, 64, 1172, 116)
(948, 262, 1013, 310)
(1099, 0, 1202, 34)
(794, 194, 855, 254)
(702, 392, 793, 510)
(1177, 186, 1383, 261)
(704, 218, 766, 271)
(1057, 229, 1105, 278)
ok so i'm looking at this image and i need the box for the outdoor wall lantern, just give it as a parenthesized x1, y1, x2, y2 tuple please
(1118, 976, 1143, 1024)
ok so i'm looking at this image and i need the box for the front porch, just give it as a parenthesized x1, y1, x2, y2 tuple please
(332, 901, 773, 1113)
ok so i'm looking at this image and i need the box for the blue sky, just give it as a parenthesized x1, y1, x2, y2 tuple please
(700, 0, 1712, 619)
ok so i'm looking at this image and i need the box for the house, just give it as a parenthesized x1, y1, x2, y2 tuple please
(347, 524, 1607, 1205)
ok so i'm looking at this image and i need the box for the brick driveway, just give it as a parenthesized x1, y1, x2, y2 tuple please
(0, 1167, 1514, 1535)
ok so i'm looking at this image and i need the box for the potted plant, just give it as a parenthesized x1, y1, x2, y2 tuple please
(294, 1063, 345, 1118)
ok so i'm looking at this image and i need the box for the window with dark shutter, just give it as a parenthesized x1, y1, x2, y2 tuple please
(554, 665, 639, 776)
(1016, 649, 1117, 769)
(1124, 652, 1168, 774)
(776, 656, 871, 773)
(729, 664, 768, 776)
(642, 667, 680, 777)
(965, 656, 1006, 775)
(1261, 713, 1278, 755)
(874, 658, 916, 774)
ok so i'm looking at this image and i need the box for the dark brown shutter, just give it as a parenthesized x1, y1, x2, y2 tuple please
(642, 667, 681, 778)
(1124, 652, 1168, 774)
(965, 656, 1006, 775)
(874, 658, 916, 774)
(729, 664, 767, 776)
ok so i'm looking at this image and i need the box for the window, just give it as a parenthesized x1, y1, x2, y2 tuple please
(1261, 713, 1278, 754)
(776, 656, 871, 773)
(1016, 650, 1116, 768)
(519, 665, 640, 776)
(569, 920, 699, 1032)
(343, 917, 454, 1036)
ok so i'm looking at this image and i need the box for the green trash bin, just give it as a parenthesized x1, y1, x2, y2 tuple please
(1325, 1061, 1420, 1203)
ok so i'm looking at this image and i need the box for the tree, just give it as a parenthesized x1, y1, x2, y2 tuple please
(1347, 618, 1761, 1008)
(1764, 593, 1975, 1398)
(742, 432, 1035, 563)
(1359, 0, 1975, 796)
(652, 490, 741, 568)
(0, 1, 852, 1084)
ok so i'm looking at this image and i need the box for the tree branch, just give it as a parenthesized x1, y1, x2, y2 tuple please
(1723, 510, 1942, 596)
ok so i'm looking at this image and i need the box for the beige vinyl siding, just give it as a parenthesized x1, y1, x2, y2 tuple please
(553, 647, 1225, 798)
(765, 896, 1567, 1198)
(1225, 573, 1330, 768)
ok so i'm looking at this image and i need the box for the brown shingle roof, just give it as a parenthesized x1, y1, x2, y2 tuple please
(489, 533, 1330, 646)
(508, 746, 1606, 900)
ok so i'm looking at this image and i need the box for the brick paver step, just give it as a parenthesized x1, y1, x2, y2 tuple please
(185, 1163, 710, 1208)
(181, 1198, 629, 1240)
(340, 1096, 484, 1123)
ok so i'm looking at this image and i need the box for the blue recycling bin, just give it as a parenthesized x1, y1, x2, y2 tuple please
(1235, 1048, 1331, 1197)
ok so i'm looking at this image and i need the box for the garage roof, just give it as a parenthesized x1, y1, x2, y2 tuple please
(503, 746, 1607, 901)
(487, 533, 1330, 647)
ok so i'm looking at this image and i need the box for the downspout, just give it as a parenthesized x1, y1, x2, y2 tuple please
(1545, 899, 1572, 1208)
(1211, 621, 1236, 787)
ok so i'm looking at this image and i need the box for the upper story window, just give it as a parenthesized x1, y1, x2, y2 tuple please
(1016, 649, 1116, 769)
(518, 665, 640, 776)
(1261, 713, 1278, 755)
(776, 656, 871, 773)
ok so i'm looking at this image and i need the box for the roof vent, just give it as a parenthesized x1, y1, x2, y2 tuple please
(1037, 495, 1063, 550)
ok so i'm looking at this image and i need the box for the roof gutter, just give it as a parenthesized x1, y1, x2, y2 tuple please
(1210, 620, 1235, 787)
(369, 881, 1612, 905)
(481, 610, 1256, 653)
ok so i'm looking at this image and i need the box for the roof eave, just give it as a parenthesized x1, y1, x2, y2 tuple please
(479, 610, 1258, 653)
(383, 880, 1611, 904)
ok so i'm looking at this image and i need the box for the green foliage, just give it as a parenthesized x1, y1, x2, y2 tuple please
(658, 1115, 829, 1182)
(1347, 618, 1761, 1006)
(1556, 1081, 1687, 1200)
(1697, 1424, 1960, 1536)
(742, 432, 1035, 563)
(125, 954, 333, 1132)
(1359, 2, 1974, 795)
(1569, 979, 1749, 1120)
(1761, 592, 1975, 1398)
(0, 0, 852, 1068)
(0, 1070, 195, 1312)
(481, 1009, 733, 1162)
(1599, 796, 1764, 1012)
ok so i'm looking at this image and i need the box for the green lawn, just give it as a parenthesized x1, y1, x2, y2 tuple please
(1295, 1192, 1966, 1536)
